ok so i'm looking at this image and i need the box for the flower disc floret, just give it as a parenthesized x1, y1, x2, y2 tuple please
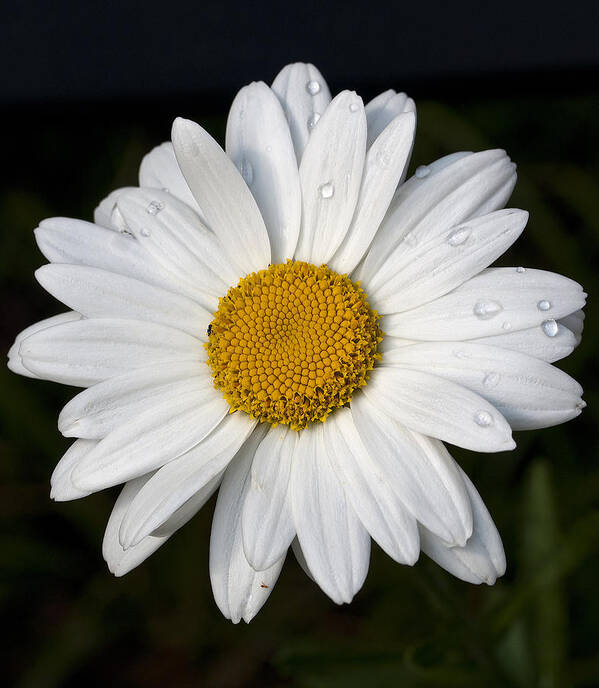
(206, 260, 382, 429)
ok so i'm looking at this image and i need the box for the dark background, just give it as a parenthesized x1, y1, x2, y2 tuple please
(1, 2, 599, 686)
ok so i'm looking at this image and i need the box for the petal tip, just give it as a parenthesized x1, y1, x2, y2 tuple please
(118, 519, 140, 551)
(242, 609, 257, 624)
(6, 356, 22, 376)
(69, 461, 98, 491)
(171, 116, 199, 142)
(58, 415, 80, 437)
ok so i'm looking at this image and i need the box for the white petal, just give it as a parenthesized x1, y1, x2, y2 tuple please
(50, 439, 96, 501)
(138, 141, 204, 218)
(350, 392, 472, 545)
(102, 472, 220, 577)
(241, 425, 296, 570)
(330, 111, 416, 274)
(8, 312, 81, 379)
(323, 409, 420, 564)
(116, 187, 239, 308)
(559, 309, 585, 344)
(358, 150, 517, 287)
(371, 209, 528, 313)
(20, 318, 201, 387)
(103, 474, 165, 576)
(119, 412, 256, 548)
(34, 217, 209, 306)
(377, 334, 416, 354)
(94, 188, 136, 229)
(71, 383, 229, 491)
(271, 62, 332, 161)
(291, 537, 314, 581)
(365, 90, 416, 148)
(210, 426, 284, 623)
(291, 424, 371, 604)
(150, 472, 222, 537)
(420, 469, 506, 585)
(294, 91, 367, 264)
(383, 268, 586, 341)
(171, 117, 270, 274)
(35, 264, 212, 340)
(471, 323, 578, 363)
(361, 367, 515, 452)
(382, 341, 584, 430)
(226, 81, 301, 263)
(36, 216, 151, 271)
(59, 361, 211, 439)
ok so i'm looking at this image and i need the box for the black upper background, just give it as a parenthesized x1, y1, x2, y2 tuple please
(3, 0, 599, 107)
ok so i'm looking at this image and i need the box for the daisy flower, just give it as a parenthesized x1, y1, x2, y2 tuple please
(8, 63, 586, 623)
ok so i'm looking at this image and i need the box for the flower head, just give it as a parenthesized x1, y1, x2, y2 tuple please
(8, 62, 586, 622)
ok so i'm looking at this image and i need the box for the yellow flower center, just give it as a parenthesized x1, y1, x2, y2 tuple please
(206, 260, 382, 429)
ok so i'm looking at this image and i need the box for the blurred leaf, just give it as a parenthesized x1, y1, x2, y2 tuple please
(496, 619, 535, 688)
(522, 461, 567, 688)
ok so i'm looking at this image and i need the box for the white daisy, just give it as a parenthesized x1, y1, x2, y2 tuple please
(8, 62, 586, 623)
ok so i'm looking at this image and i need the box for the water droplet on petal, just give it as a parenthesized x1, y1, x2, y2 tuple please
(349, 102, 360, 113)
(473, 300, 503, 320)
(306, 80, 321, 95)
(483, 372, 500, 388)
(542, 319, 559, 337)
(447, 227, 472, 246)
(162, 187, 170, 194)
(502, 321, 512, 331)
(415, 165, 430, 178)
(307, 112, 321, 130)
(140, 227, 151, 237)
(319, 182, 335, 199)
(240, 160, 254, 185)
(474, 410, 493, 427)
(146, 200, 165, 215)
(453, 349, 471, 359)
(537, 299, 552, 311)
(516, 266, 526, 273)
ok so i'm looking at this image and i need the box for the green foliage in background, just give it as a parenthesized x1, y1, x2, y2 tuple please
(1, 92, 598, 687)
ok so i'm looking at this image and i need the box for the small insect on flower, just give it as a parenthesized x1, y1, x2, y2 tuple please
(8, 62, 586, 624)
